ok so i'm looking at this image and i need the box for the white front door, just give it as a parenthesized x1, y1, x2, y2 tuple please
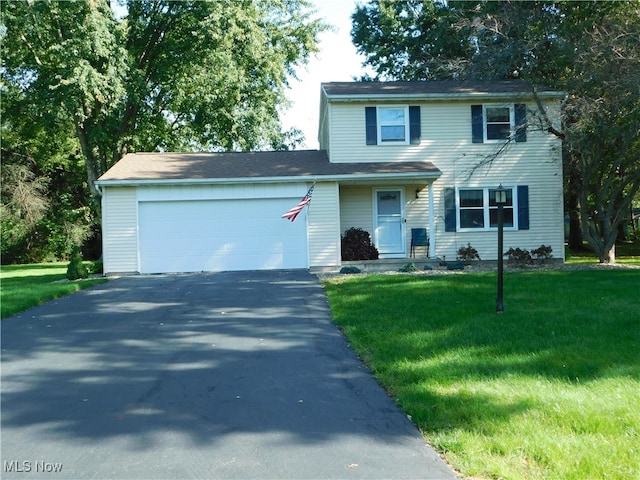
(374, 189, 406, 258)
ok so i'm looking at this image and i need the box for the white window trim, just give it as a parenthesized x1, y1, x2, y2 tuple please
(483, 104, 515, 143)
(456, 186, 519, 232)
(377, 105, 410, 145)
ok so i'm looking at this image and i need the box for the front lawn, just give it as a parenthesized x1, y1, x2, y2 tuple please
(1, 263, 108, 319)
(323, 269, 639, 480)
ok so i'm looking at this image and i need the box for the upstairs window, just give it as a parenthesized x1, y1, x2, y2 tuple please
(365, 106, 421, 145)
(378, 107, 408, 143)
(472, 104, 527, 143)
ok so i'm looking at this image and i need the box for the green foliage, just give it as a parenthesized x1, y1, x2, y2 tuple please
(339, 266, 362, 275)
(341, 227, 379, 261)
(1, 0, 326, 263)
(323, 270, 640, 480)
(398, 262, 417, 273)
(66, 246, 89, 280)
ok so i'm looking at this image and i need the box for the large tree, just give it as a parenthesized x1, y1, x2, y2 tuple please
(352, 0, 640, 263)
(1, 0, 326, 197)
(1, 0, 325, 262)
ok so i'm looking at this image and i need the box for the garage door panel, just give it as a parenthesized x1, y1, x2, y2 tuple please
(139, 199, 307, 273)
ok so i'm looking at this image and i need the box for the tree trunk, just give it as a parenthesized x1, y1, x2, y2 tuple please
(75, 117, 101, 200)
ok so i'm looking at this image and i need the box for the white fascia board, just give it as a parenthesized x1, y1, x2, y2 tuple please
(94, 171, 442, 188)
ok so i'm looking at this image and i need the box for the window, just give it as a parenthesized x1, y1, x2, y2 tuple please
(365, 106, 421, 145)
(485, 106, 512, 140)
(456, 187, 515, 230)
(378, 107, 408, 143)
(471, 104, 527, 143)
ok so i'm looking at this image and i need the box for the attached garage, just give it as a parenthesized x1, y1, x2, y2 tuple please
(138, 197, 307, 274)
(95, 151, 440, 275)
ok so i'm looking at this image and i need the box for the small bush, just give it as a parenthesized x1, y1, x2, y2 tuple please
(339, 266, 362, 274)
(504, 247, 532, 267)
(341, 227, 379, 261)
(66, 246, 89, 280)
(447, 261, 465, 270)
(457, 243, 481, 263)
(399, 262, 418, 272)
(532, 245, 553, 262)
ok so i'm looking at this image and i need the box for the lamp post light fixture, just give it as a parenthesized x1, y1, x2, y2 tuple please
(495, 184, 507, 313)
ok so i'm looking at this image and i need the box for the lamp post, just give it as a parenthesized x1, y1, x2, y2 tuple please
(495, 184, 507, 313)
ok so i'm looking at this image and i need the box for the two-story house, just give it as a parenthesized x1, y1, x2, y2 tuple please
(96, 80, 565, 274)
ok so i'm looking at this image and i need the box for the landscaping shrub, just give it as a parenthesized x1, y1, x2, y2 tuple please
(457, 243, 480, 263)
(532, 244, 553, 262)
(66, 246, 89, 280)
(339, 266, 362, 274)
(341, 227, 379, 261)
(504, 247, 533, 267)
(399, 262, 418, 272)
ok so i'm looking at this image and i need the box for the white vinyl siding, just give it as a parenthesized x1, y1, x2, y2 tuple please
(102, 187, 138, 274)
(431, 100, 564, 260)
(307, 182, 341, 268)
(322, 95, 564, 262)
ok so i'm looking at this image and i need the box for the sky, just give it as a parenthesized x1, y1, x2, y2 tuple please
(281, 0, 370, 149)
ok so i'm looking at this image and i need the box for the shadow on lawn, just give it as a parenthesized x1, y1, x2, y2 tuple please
(326, 270, 640, 432)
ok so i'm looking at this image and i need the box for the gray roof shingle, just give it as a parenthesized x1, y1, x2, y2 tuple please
(96, 151, 441, 184)
(322, 80, 565, 99)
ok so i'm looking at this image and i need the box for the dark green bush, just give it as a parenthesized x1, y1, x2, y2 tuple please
(399, 262, 418, 272)
(339, 266, 362, 274)
(341, 227, 379, 261)
(66, 246, 89, 280)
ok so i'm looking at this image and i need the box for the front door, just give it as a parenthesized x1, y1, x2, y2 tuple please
(374, 189, 405, 257)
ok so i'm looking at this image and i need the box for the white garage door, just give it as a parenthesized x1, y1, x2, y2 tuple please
(138, 198, 308, 273)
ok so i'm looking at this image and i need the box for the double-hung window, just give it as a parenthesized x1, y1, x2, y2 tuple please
(365, 106, 421, 145)
(378, 107, 409, 143)
(471, 104, 527, 143)
(458, 187, 515, 230)
(485, 106, 513, 141)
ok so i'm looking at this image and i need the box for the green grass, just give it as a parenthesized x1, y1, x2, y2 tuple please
(323, 269, 640, 480)
(566, 242, 640, 266)
(1, 263, 108, 319)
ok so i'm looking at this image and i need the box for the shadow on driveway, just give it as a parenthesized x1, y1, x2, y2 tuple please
(1, 270, 458, 479)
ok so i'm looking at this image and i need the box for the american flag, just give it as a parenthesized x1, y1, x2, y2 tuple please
(281, 184, 314, 222)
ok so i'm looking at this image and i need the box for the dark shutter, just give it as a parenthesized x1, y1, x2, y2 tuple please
(409, 106, 421, 145)
(517, 185, 529, 230)
(471, 105, 483, 143)
(515, 104, 527, 142)
(365, 107, 377, 145)
(444, 188, 457, 232)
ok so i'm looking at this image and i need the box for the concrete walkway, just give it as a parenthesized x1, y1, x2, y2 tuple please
(1, 270, 459, 479)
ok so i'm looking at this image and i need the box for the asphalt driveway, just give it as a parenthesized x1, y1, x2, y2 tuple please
(1, 270, 458, 479)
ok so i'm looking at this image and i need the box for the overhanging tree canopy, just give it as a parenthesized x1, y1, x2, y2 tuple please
(2, 0, 326, 195)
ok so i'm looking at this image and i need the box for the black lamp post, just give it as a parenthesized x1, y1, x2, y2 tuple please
(495, 184, 507, 313)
